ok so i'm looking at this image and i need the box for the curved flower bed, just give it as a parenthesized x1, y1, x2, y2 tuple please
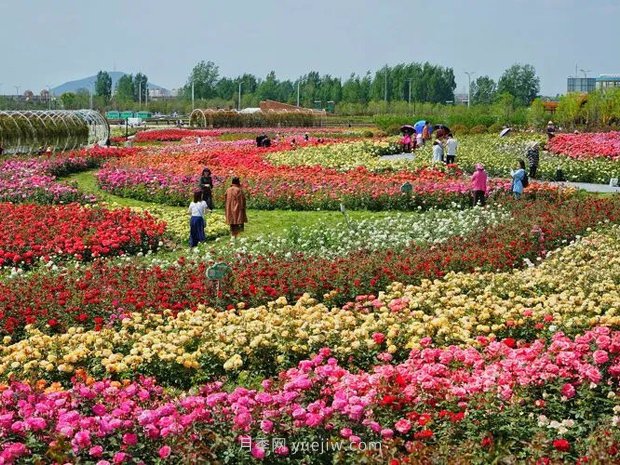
(134, 129, 217, 142)
(548, 132, 620, 160)
(1, 329, 620, 463)
(3, 225, 620, 384)
(0, 197, 618, 338)
(0, 203, 166, 269)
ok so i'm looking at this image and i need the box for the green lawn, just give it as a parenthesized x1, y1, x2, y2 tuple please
(67, 170, 416, 250)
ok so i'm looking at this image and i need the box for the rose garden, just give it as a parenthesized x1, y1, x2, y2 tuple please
(1, 121, 620, 464)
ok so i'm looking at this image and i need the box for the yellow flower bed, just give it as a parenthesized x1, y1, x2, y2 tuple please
(2, 227, 620, 382)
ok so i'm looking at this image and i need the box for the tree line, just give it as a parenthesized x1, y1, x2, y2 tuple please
(22, 61, 542, 116)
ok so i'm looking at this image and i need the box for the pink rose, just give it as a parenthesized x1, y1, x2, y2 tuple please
(89, 446, 104, 457)
(122, 433, 138, 446)
(251, 445, 265, 459)
(561, 383, 576, 399)
(158, 446, 171, 459)
(395, 419, 412, 434)
(113, 452, 128, 463)
(92, 404, 106, 416)
(593, 350, 609, 365)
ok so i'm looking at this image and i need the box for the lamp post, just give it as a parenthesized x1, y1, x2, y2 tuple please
(406, 78, 413, 106)
(296, 80, 300, 107)
(45, 84, 52, 110)
(384, 67, 388, 103)
(465, 71, 475, 108)
(191, 81, 195, 110)
(579, 69, 591, 78)
(14, 86, 20, 96)
(238, 81, 242, 110)
(138, 80, 142, 107)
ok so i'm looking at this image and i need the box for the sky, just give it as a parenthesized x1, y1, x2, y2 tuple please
(1, 0, 619, 97)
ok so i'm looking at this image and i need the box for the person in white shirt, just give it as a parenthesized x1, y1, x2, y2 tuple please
(432, 140, 444, 163)
(445, 133, 458, 164)
(188, 191, 211, 247)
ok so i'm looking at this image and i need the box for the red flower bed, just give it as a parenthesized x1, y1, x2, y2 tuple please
(548, 132, 620, 160)
(134, 129, 217, 142)
(0, 203, 166, 268)
(1, 197, 618, 337)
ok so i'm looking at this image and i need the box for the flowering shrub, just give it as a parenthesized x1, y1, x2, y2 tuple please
(0, 203, 166, 269)
(4, 224, 620, 384)
(1, 330, 620, 463)
(217, 206, 511, 260)
(548, 132, 620, 160)
(134, 129, 216, 142)
(0, 197, 618, 338)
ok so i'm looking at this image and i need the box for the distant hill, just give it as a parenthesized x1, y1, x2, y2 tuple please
(52, 72, 169, 95)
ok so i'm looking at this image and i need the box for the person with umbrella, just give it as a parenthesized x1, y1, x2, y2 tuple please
(413, 120, 428, 146)
(400, 125, 415, 153)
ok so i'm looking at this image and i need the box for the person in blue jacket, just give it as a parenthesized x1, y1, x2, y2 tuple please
(511, 159, 527, 199)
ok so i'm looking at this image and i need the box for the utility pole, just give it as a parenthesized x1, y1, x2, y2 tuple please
(406, 78, 413, 106)
(138, 80, 142, 107)
(46, 84, 52, 110)
(296, 80, 300, 107)
(145, 85, 148, 107)
(191, 81, 195, 110)
(14, 86, 20, 96)
(465, 71, 475, 108)
(238, 81, 242, 111)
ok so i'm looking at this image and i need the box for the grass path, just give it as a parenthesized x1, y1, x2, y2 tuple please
(67, 170, 414, 250)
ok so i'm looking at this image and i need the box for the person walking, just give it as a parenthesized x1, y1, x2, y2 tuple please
(422, 122, 432, 145)
(225, 177, 248, 239)
(511, 159, 527, 200)
(445, 133, 458, 164)
(432, 140, 444, 163)
(188, 190, 210, 248)
(199, 167, 214, 210)
(526, 141, 540, 179)
(546, 121, 556, 140)
(471, 163, 488, 206)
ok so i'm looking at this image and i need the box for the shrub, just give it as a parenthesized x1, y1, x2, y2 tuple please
(470, 125, 488, 134)
(451, 124, 468, 135)
(488, 122, 505, 133)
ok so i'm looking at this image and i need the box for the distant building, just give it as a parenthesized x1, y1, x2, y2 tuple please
(567, 77, 596, 93)
(596, 74, 620, 90)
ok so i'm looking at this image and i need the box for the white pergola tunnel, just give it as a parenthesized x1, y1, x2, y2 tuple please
(0, 110, 110, 154)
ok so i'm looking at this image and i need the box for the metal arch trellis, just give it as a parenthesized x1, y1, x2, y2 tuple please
(0, 109, 110, 154)
(189, 109, 207, 128)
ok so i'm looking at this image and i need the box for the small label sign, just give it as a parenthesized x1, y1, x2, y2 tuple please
(206, 262, 232, 280)
(400, 182, 413, 194)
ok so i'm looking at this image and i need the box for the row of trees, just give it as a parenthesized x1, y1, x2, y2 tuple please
(181, 61, 458, 107)
(470, 64, 540, 107)
(93, 71, 149, 106)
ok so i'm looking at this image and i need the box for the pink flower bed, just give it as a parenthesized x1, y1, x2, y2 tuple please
(1, 327, 619, 463)
(548, 132, 620, 160)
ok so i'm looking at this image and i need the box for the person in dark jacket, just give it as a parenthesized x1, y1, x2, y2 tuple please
(199, 167, 214, 209)
(546, 121, 556, 140)
(526, 142, 540, 179)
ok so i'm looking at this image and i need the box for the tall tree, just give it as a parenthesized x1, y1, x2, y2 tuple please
(184, 61, 220, 100)
(115, 74, 135, 103)
(471, 75, 497, 105)
(133, 73, 148, 103)
(497, 64, 540, 106)
(256, 71, 280, 101)
(95, 71, 112, 102)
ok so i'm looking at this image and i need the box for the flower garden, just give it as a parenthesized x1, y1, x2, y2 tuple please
(1, 127, 620, 464)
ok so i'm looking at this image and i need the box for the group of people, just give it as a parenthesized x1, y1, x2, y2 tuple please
(188, 168, 248, 248)
(432, 133, 458, 164)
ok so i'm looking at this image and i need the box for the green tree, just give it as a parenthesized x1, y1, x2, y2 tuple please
(184, 60, 220, 100)
(95, 71, 112, 102)
(257, 71, 280, 101)
(133, 73, 148, 103)
(497, 64, 540, 106)
(471, 76, 497, 105)
(115, 74, 135, 104)
(60, 92, 78, 109)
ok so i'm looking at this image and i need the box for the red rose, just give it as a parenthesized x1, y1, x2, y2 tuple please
(553, 438, 570, 452)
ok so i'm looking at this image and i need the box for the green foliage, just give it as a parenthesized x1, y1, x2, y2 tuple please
(115, 74, 135, 105)
(497, 63, 540, 106)
(95, 71, 112, 102)
(528, 98, 547, 129)
(184, 60, 220, 100)
(471, 75, 497, 105)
